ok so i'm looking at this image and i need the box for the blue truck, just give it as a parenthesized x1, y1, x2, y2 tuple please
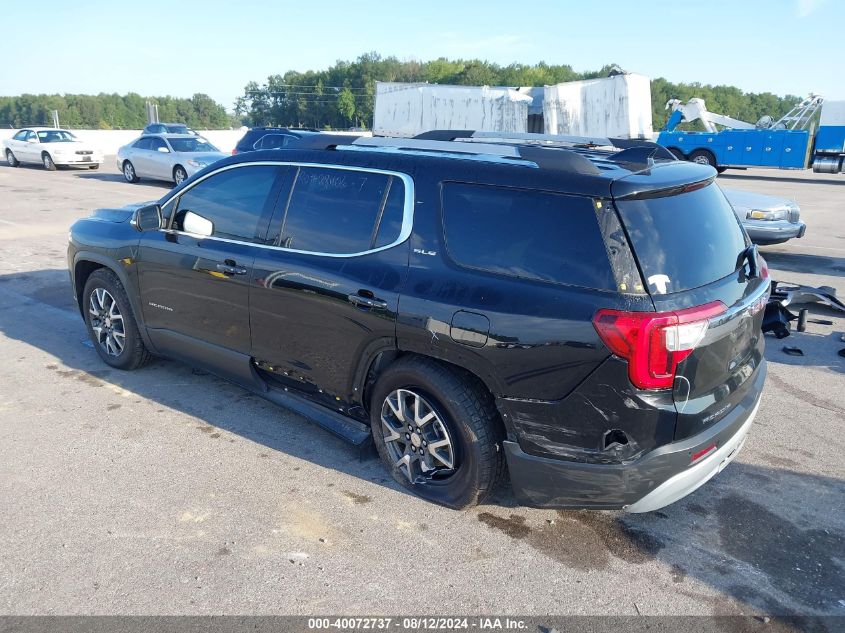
(657, 96, 845, 173)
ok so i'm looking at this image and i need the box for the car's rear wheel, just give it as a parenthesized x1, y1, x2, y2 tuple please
(82, 269, 151, 370)
(5, 150, 19, 167)
(370, 356, 505, 509)
(42, 153, 56, 171)
(173, 165, 187, 185)
(122, 161, 139, 183)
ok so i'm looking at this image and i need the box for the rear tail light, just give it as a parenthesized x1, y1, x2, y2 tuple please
(593, 301, 727, 390)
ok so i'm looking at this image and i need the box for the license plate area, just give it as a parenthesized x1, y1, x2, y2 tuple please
(82, 156, 92, 162)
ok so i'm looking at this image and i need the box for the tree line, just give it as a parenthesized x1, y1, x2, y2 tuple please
(0, 93, 232, 130)
(235, 53, 802, 131)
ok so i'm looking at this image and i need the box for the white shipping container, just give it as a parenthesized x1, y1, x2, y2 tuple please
(374, 82, 531, 137)
(543, 74, 653, 139)
(820, 100, 845, 126)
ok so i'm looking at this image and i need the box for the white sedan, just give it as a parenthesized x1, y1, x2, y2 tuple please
(116, 134, 227, 185)
(3, 128, 103, 170)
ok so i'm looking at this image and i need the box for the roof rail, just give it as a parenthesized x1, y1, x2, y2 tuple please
(414, 129, 667, 152)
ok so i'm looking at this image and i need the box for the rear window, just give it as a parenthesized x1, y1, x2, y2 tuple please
(441, 183, 614, 290)
(615, 183, 747, 294)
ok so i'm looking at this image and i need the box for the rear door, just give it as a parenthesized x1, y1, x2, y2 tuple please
(613, 176, 768, 440)
(249, 164, 411, 406)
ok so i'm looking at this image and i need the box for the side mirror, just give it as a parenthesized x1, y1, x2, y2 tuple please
(157, 146, 170, 153)
(182, 210, 213, 237)
(27, 137, 39, 143)
(133, 204, 162, 232)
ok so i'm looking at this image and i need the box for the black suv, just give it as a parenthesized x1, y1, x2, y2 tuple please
(68, 131, 768, 511)
(232, 127, 321, 155)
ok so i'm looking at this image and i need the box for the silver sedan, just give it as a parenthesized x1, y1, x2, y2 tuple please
(116, 134, 227, 186)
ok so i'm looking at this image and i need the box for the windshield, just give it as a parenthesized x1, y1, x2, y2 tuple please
(615, 183, 748, 294)
(37, 130, 77, 143)
(165, 125, 190, 134)
(168, 137, 218, 153)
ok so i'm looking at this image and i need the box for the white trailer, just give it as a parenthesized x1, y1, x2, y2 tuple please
(543, 73, 653, 139)
(373, 82, 532, 138)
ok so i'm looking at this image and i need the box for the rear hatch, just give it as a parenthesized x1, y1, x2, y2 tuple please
(609, 164, 768, 440)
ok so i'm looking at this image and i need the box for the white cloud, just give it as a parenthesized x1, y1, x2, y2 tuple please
(796, 0, 829, 18)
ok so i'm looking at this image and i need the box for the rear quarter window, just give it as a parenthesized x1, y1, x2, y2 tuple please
(441, 183, 615, 290)
(615, 183, 748, 294)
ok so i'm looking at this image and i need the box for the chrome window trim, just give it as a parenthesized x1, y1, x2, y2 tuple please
(252, 133, 295, 151)
(158, 160, 415, 259)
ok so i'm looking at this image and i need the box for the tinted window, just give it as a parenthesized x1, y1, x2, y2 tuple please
(259, 134, 292, 150)
(13, 131, 28, 141)
(173, 166, 279, 242)
(280, 168, 397, 254)
(374, 179, 405, 248)
(145, 124, 164, 134)
(442, 183, 614, 290)
(133, 138, 152, 150)
(615, 184, 747, 294)
(149, 137, 167, 151)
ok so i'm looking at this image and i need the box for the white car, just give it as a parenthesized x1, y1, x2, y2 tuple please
(116, 134, 227, 185)
(3, 128, 103, 170)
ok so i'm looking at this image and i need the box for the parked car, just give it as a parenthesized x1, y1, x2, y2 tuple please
(721, 187, 806, 245)
(232, 127, 321, 155)
(116, 134, 227, 185)
(4, 128, 102, 170)
(68, 132, 768, 512)
(142, 122, 197, 135)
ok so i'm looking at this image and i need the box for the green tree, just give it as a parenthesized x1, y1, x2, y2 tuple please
(337, 87, 356, 126)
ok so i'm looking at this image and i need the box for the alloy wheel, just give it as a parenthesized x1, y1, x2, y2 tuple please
(88, 287, 125, 357)
(124, 163, 135, 181)
(174, 168, 186, 185)
(380, 388, 456, 483)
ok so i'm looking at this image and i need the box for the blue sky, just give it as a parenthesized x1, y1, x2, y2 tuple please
(0, 0, 840, 110)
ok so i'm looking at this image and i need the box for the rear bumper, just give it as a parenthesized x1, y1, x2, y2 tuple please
(504, 360, 765, 511)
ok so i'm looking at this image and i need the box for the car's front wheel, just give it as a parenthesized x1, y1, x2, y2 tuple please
(5, 150, 19, 167)
(173, 165, 187, 186)
(370, 356, 505, 509)
(122, 160, 139, 183)
(83, 269, 151, 370)
(42, 152, 56, 171)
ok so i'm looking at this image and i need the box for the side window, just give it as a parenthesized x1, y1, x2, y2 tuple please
(257, 134, 291, 150)
(133, 137, 152, 150)
(149, 137, 167, 152)
(279, 167, 404, 254)
(374, 179, 405, 248)
(172, 165, 279, 242)
(25, 131, 37, 142)
(441, 183, 614, 290)
(13, 130, 28, 141)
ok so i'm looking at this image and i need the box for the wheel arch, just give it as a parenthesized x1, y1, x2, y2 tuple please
(359, 349, 512, 439)
(72, 252, 157, 352)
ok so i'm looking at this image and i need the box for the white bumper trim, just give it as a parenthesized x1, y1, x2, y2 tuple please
(624, 399, 760, 513)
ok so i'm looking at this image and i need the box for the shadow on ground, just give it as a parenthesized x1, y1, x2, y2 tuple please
(1, 268, 844, 623)
(764, 251, 845, 278)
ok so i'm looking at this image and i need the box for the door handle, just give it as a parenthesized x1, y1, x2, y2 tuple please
(348, 292, 388, 310)
(215, 262, 248, 276)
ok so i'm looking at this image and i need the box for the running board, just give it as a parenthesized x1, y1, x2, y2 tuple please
(264, 387, 372, 446)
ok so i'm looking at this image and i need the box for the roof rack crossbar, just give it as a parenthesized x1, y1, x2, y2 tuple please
(413, 130, 665, 152)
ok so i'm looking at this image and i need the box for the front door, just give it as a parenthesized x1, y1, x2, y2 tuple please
(249, 164, 411, 405)
(136, 163, 287, 377)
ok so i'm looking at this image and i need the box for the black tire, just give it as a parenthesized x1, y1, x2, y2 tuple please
(42, 152, 56, 171)
(82, 268, 151, 370)
(173, 165, 188, 186)
(5, 150, 19, 167)
(667, 147, 685, 161)
(88, 164, 100, 170)
(369, 356, 505, 509)
(688, 149, 718, 169)
(122, 160, 139, 183)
